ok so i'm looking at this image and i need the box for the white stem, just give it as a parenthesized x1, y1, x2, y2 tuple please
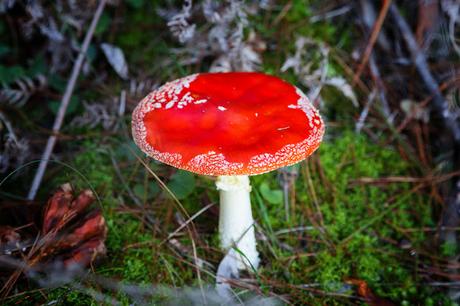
(216, 175, 259, 270)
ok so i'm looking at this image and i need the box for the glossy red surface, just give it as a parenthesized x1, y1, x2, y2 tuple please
(132, 72, 324, 176)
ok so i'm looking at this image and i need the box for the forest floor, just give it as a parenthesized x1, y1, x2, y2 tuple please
(1, 1, 459, 305)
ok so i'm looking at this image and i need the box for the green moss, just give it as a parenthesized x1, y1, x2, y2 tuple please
(45, 288, 100, 306)
(314, 250, 350, 291)
(441, 241, 459, 257)
(256, 131, 443, 303)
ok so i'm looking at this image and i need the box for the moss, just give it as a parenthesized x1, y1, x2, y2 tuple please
(45, 288, 100, 306)
(255, 131, 443, 303)
(309, 132, 432, 300)
(441, 241, 459, 257)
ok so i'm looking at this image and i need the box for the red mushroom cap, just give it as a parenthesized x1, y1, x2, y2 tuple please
(132, 72, 324, 176)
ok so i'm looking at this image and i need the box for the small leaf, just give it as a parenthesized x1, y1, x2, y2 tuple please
(28, 56, 46, 75)
(100, 43, 129, 80)
(325, 77, 358, 107)
(95, 13, 111, 35)
(86, 44, 98, 63)
(0, 65, 26, 84)
(124, 141, 143, 161)
(259, 182, 283, 205)
(167, 170, 195, 200)
(133, 182, 159, 200)
(148, 181, 160, 198)
(133, 184, 145, 199)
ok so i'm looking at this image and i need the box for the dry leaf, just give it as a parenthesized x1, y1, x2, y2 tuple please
(346, 279, 395, 306)
(101, 43, 129, 80)
(325, 77, 359, 107)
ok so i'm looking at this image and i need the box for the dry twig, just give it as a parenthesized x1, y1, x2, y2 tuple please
(27, 0, 108, 200)
(353, 0, 392, 85)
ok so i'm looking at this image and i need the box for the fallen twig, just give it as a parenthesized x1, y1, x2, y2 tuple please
(353, 0, 392, 85)
(27, 0, 108, 200)
(355, 89, 377, 133)
(349, 170, 460, 186)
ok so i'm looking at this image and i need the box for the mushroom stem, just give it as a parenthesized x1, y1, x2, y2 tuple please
(216, 175, 260, 270)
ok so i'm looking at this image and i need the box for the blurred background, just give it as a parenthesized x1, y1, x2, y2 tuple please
(0, 0, 460, 305)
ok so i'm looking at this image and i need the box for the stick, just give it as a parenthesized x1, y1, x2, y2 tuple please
(355, 89, 377, 133)
(353, 0, 392, 85)
(27, 0, 107, 200)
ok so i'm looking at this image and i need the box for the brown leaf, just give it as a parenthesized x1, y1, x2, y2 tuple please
(346, 279, 395, 306)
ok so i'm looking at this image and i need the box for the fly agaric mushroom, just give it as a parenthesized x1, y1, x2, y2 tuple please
(132, 72, 324, 269)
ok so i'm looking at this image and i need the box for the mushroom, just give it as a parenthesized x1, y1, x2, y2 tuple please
(132, 72, 324, 270)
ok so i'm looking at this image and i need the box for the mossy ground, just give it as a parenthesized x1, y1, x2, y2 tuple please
(4, 130, 450, 305)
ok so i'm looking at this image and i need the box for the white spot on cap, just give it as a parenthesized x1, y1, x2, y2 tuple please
(277, 126, 290, 131)
(165, 101, 175, 109)
(294, 87, 319, 129)
(218, 106, 227, 111)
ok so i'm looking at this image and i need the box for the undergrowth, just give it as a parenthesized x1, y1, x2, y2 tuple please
(14, 130, 448, 305)
(1, 1, 455, 305)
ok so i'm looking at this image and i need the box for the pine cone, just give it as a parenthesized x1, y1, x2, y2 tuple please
(0, 183, 107, 271)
